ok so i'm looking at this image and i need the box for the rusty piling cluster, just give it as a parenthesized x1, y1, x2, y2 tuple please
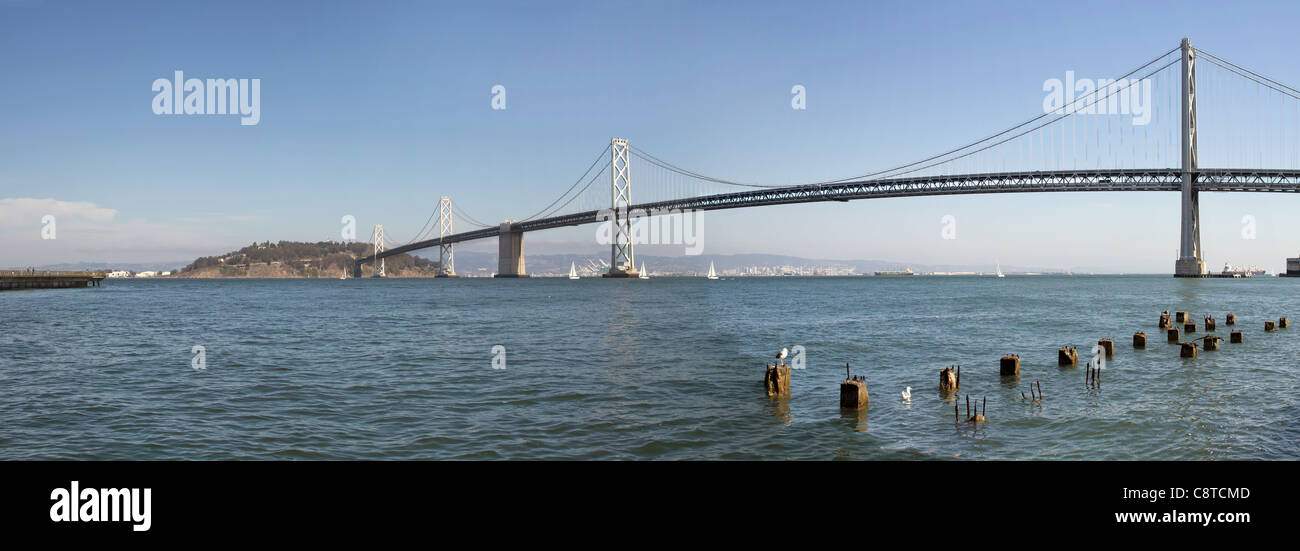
(1086, 360, 1101, 388)
(1021, 379, 1044, 403)
(957, 394, 986, 424)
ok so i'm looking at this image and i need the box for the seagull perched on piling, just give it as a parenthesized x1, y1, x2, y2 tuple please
(775, 347, 789, 365)
(901, 387, 912, 402)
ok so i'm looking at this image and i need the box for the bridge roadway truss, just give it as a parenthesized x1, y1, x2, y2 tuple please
(356, 167, 1300, 271)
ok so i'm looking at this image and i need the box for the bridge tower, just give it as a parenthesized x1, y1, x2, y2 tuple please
(372, 224, 386, 278)
(1175, 37, 1207, 277)
(436, 196, 457, 277)
(603, 137, 639, 278)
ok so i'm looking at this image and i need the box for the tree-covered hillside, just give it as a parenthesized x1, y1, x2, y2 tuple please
(178, 241, 437, 277)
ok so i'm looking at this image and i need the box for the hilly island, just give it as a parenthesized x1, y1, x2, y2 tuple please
(174, 241, 438, 278)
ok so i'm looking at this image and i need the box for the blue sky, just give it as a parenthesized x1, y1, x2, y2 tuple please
(3, 0, 1300, 271)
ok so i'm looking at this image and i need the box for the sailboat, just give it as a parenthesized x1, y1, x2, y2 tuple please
(706, 261, 719, 280)
(638, 262, 649, 279)
(995, 261, 1005, 278)
(339, 268, 347, 280)
(568, 262, 580, 280)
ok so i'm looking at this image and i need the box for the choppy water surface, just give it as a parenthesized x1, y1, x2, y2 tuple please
(2, 275, 1297, 460)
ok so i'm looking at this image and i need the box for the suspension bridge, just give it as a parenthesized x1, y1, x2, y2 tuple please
(356, 39, 1300, 278)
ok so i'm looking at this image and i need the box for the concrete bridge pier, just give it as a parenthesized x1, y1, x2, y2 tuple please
(494, 222, 527, 278)
(1174, 181, 1206, 277)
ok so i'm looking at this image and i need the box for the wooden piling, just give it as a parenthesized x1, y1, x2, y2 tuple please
(1265, 320, 1277, 332)
(1167, 328, 1181, 343)
(839, 378, 869, 410)
(1098, 338, 1114, 357)
(1230, 330, 1243, 343)
(1225, 313, 1236, 326)
(1280, 317, 1290, 329)
(1000, 354, 1020, 376)
(1204, 317, 1216, 331)
(939, 366, 958, 394)
(1158, 312, 1171, 329)
(1133, 332, 1147, 348)
(1175, 311, 1189, 324)
(1180, 342, 1198, 358)
(764, 362, 791, 397)
(1203, 336, 1221, 351)
(1184, 321, 1197, 334)
(1058, 347, 1078, 367)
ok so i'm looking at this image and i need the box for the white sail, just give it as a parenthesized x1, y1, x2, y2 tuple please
(706, 261, 718, 280)
(996, 261, 1004, 278)
(638, 262, 649, 279)
(569, 261, 579, 280)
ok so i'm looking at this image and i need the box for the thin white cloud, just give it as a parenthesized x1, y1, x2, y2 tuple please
(0, 197, 117, 227)
(0, 197, 247, 266)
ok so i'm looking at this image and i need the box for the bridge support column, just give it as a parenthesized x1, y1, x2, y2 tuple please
(436, 196, 458, 277)
(494, 222, 527, 278)
(1175, 37, 1206, 277)
(372, 225, 386, 278)
(603, 137, 640, 278)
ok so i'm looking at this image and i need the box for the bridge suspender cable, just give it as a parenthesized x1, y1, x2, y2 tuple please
(613, 47, 1185, 192)
(1197, 51, 1300, 101)
(519, 143, 611, 222)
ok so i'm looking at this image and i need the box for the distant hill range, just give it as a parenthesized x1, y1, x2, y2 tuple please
(418, 251, 1069, 276)
(21, 247, 1075, 277)
(12, 261, 192, 273)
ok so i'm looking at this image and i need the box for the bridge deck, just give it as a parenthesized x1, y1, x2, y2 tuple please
(358, 167, 1300, 266)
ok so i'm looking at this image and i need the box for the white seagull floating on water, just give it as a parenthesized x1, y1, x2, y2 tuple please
(901, 386, 912, 401)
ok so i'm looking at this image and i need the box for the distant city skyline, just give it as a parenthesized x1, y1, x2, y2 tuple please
(4, 1, 1300, 272)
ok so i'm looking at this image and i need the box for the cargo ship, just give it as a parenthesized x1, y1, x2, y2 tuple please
(874, 267, 916, 276)
(1282, 256, 1300, 277)
(1219, 263, 1260, 278)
